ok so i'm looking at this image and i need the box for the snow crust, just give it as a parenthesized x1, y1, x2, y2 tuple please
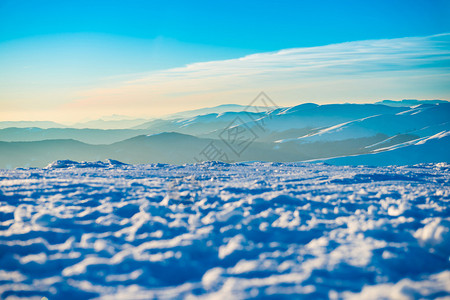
(1, 161, 449, 299)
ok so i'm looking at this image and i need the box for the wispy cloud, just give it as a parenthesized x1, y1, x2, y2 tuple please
(64, 33, 450, 118)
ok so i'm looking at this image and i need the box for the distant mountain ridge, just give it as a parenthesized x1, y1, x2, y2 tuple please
(163, 104, 269, 119)
(71, 118, 150, 130)
(0, 121, 66, 129)
(0, 99, 449, 168)
(0, 127, 149, 144)
(375, 99, 449, 107)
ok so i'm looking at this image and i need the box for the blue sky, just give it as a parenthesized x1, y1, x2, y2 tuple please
(0, 0, 449, 122)
(2, 0, 450, 50)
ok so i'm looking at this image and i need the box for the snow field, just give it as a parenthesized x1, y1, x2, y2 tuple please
(0, 161, 449, 299)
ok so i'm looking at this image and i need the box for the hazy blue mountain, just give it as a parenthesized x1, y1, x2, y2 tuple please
(71, 118, 150, 129)
(131, 118, 185, 130)
(0, 131, 297, 168)
(132, 111, 267, 136)
(0, 121, 66, 129)
(0, 133, 214, 168)
(0, 127, 149, 144)
(131, 104, 266, 130)
(134, 103, 404, 141)
(163, 104, 261, 119)
(0, 139, 105, 169)
(1, 101, 449, 168)
(0, 132, 393, 168)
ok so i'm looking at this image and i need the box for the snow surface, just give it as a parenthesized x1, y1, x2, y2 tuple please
(1, 161, 449, 299)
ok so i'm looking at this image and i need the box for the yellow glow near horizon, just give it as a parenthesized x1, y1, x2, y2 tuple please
(1, 34, 449, 123)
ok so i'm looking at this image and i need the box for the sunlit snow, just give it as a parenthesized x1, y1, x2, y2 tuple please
(0, 161, 449, 299)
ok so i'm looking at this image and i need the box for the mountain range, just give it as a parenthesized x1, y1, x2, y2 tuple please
(0, 100, 449, 168)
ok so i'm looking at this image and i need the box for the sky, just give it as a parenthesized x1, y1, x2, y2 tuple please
(0, 0, 450, 123)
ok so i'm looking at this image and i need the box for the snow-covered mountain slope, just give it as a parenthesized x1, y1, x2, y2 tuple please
(133, 102, 447, 147)
(261, 103, 407, 132)
(376, 99, 449, 107)
(134, 111, 266, 135)
(323, 131, 450, 166)
(132, 103, 406, 136)
(1, 162, 449, 299)
(282, 103, 450, 144)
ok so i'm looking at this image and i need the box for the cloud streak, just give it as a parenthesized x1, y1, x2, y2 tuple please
(29, 34, 450, 120)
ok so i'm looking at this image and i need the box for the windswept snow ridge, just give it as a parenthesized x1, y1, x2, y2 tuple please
(0, 161, 449, 299)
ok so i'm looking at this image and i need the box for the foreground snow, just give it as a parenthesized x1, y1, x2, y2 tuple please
(0, 161, 449, 299)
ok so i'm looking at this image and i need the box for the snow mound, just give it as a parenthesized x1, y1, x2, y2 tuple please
(344, 271, 450, 300)
(45, 159, 128, 169)
(0, 162, 449, 298)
